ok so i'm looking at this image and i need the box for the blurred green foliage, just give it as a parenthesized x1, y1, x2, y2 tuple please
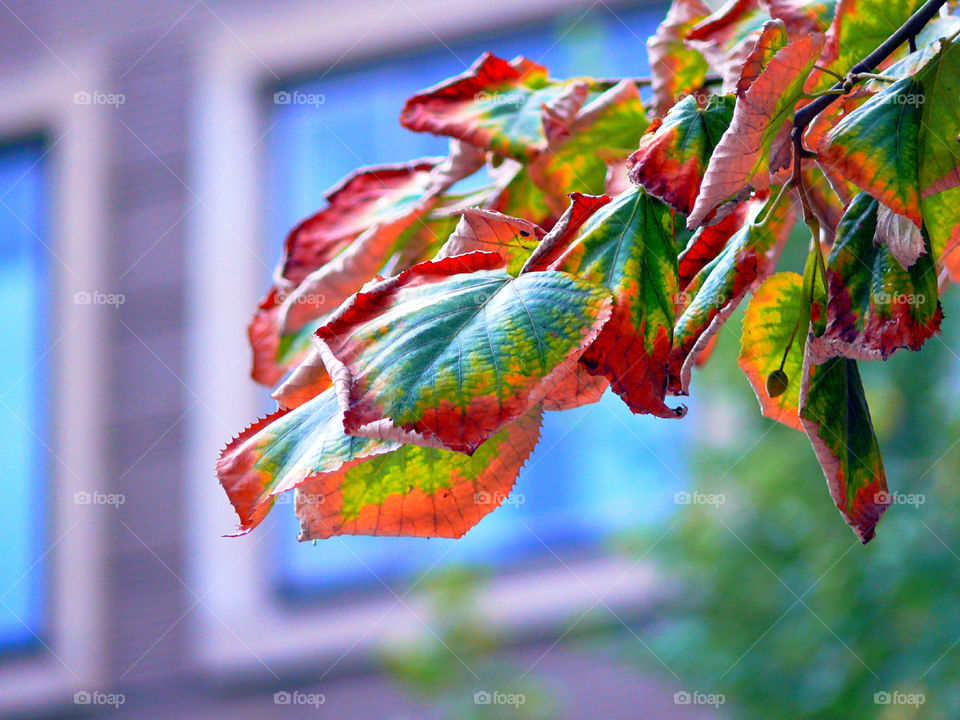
(380, 567, 558, 719)
(610, 292, 960, 719)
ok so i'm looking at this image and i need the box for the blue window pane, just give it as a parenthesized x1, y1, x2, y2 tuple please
(265, 5, 687, 594)
(0, 138, 48, 649)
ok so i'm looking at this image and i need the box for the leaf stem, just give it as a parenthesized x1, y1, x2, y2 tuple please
(813, 64, 845, 81)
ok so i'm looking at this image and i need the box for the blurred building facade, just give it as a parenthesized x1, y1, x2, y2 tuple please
(0, 1, 721, 718)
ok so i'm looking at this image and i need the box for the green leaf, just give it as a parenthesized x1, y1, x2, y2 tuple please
(813, 0, 925, 90)
(524, 187, 685, 418)
(316, 252, 613, 453)
(799, 353, 889, 543)
(812, 194, 942, 361)
(916, 39, 960, 197)
(819, 78, 925, 227)
(627, 93, 736, 215)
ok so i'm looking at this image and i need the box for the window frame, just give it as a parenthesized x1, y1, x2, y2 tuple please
(187, 0, 664, 679)
(0, 57, 112, 714)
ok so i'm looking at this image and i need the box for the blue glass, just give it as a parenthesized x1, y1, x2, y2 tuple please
(0, 138, 48, 648)
(264, 4, 689, 595)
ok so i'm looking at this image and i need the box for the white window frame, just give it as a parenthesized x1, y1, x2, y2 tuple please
(0, 56, 111, 714)
(187, 0, 662, 678)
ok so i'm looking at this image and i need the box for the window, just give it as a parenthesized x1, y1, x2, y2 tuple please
(264, 4, 689, 595)
(0, 137, 49, 652)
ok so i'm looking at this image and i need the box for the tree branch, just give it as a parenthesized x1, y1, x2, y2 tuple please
(792, 0, 948, 135)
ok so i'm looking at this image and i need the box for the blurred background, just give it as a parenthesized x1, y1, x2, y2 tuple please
(1, 0, 959, 717)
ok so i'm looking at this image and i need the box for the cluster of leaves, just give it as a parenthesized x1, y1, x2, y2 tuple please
(219, 0, 960, 545)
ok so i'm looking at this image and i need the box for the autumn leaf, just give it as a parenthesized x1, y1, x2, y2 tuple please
(739, 272, 806, 430)
(521, 193, 612, 273)
(810, 194, 942, 361)
(812, 0, 925, 90)
(539, 365, 609, 411)
(670, 193, 795, 394)
(799, 352, 890, 543)
(760, 0, 837, 35)
(923, 184, 960, 282)
(485, 161, 556, 229)
(295, 408, 542, 539)
(647, 0, 713, 116)
(736, 19, 789, 96)
(529, 80, 649, 214)
(279, 159, 447, 287)
(217, 388, 394, 533)
(400, 53, 589, 162)
(523, 187, 685, 418)
(627, 93, 736, 215)
(677, 200, 752, 288)
(315, 251, 613, 453)
(687, 0, 773, 91)
(818, 77, 924, 227)
(687, 33, 824, 228)
(219, 386, 543, 539)
(916, 38, 960, 200)
(435, 209, 544, 275)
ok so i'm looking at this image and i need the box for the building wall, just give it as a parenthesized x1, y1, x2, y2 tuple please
(0, 2, 709, 718)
